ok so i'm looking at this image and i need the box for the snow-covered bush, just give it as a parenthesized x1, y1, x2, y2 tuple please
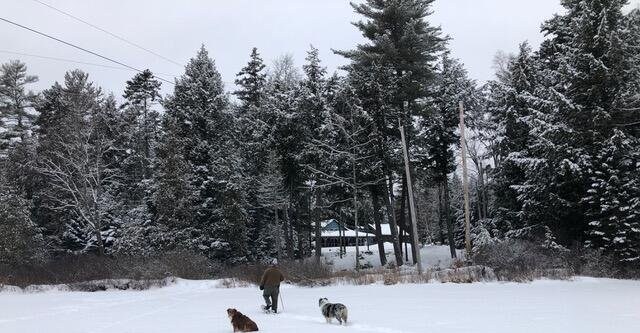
(473, 240, 570, 281)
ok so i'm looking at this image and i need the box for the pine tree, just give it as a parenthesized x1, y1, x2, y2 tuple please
(117, 70, 162, 246)
(262, 54, 303, 259)
(337, 0, 447, 265)
(235, 48, 272, 260)
(584, 130, 640, 268)
(299, 45, 329, 261)
(0, 180, 45, 266)
(531, 0, 638, 246)
(235, 47, 267, 109)
(159, 46, 248, 263)
(0, 60, 39, 158)
(487, 42, 544, 234)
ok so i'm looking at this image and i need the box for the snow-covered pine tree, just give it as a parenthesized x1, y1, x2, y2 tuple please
(160, 46, 249, 263)
(532, 0, 638, 248)
(234, 47, 276, 261)
(0, 179, 45, 266)
(262, 54, 303, 259)
(337, 0, 447, 265)
(584, 130, 640, 269)
(0, 60, 39, 205)
(0, 60, 39, 157)
(111, 70, 162, 255)
(487, 42, 545, 235)
(235, 47, 267, 110)
(256, 151, 289, 261)
(299, 45, 329, 260)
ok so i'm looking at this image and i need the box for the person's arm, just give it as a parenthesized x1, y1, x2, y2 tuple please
(260, 271, 267, 289)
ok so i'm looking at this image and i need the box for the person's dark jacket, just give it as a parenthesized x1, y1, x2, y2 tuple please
(260, 267, 284, 289)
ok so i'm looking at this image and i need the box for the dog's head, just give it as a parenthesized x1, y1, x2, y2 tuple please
(318, 298, 329, 307)
(227, 308, 237, 319)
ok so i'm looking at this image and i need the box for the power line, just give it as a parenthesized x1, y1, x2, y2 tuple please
(0, 49, 129, 71)
(31, 0, 183, 67)
(0, 17, 174, 85)
(0, 50, 178, 78)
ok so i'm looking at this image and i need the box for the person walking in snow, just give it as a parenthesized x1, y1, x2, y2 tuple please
(260, 259, 284, 313)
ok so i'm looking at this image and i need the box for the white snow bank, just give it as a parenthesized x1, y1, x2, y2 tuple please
(323, 243, 464, 271)
(1, 277, 639, 333)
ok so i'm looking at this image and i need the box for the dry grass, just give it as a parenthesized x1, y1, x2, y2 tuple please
(0, 251, 218, 288)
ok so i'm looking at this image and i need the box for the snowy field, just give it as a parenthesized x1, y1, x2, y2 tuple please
(2, 278, 640, 333)
(323, 244, 464, 271)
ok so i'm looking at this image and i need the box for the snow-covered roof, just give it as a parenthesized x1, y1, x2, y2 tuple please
(321, 229, 375, 238)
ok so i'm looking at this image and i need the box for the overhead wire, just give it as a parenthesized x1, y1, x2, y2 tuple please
(0, 16, 175, 85)
(31, 0, 183, 67)
(0, 50, 177, 78)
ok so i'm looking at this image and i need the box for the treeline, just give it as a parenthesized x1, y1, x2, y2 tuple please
(0, 0, 639, 276)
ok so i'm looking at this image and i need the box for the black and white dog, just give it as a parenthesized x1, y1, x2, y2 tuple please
(318, 298, 348, 325)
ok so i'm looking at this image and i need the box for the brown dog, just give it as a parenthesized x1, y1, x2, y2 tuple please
(227, 308, 259, 332)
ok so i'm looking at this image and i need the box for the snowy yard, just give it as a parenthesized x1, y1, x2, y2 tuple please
(1, 278, 639, 333)
(323, 244, 464, 271)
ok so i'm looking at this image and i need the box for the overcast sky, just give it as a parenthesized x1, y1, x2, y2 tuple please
(2, 0, 639, 98)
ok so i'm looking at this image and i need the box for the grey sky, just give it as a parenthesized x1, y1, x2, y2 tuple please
(1, 0, 639, 97)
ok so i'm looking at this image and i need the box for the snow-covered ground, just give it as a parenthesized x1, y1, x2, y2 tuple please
(323, 244, 464, 271)
(2, 278, 639, 333)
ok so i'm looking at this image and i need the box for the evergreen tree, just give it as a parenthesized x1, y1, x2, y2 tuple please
(487, 43, 544, 234)
(117, 70, 162, 238)
(159, 46, 248, 263)
(262, 54, 303, 259)
(0, 60, 39, 157)
(235, 48, 272, 260)
(0, 180, 45, 266)
(530, 0, 639, 246)
(584, 130, 640, 268)
(235, 47, 267, 109)
(338, 0, 447, 265)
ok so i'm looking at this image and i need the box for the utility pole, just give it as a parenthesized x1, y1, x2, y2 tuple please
(459, 101, 472, 259)
(399, 102, 423, 274)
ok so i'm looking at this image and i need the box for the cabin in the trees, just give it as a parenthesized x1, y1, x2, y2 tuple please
(319, 219, 375, 248)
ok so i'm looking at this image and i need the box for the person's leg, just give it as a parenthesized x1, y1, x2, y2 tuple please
(271, 287, 280, 312)
(263, 288, 272, 310)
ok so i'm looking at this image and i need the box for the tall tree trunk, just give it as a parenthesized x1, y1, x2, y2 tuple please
(314, 198, 321, 261)
(275, 208, 281, 260)
(370, 186, 387, 266)
(436, 184, 446, 244)
(284, 207, 294, 259)
(442, 179, 457, 259)
(400, 174, 418, 264)
(384, 169, 403, 266)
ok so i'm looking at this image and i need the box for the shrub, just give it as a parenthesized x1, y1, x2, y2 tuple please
(0, 251, 218, 288)
(473, 240, 570, 281)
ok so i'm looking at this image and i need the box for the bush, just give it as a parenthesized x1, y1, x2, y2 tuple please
(225, 258, 334, 286)
(473, 240, 571, 281)
(0, 251, 218, 288)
